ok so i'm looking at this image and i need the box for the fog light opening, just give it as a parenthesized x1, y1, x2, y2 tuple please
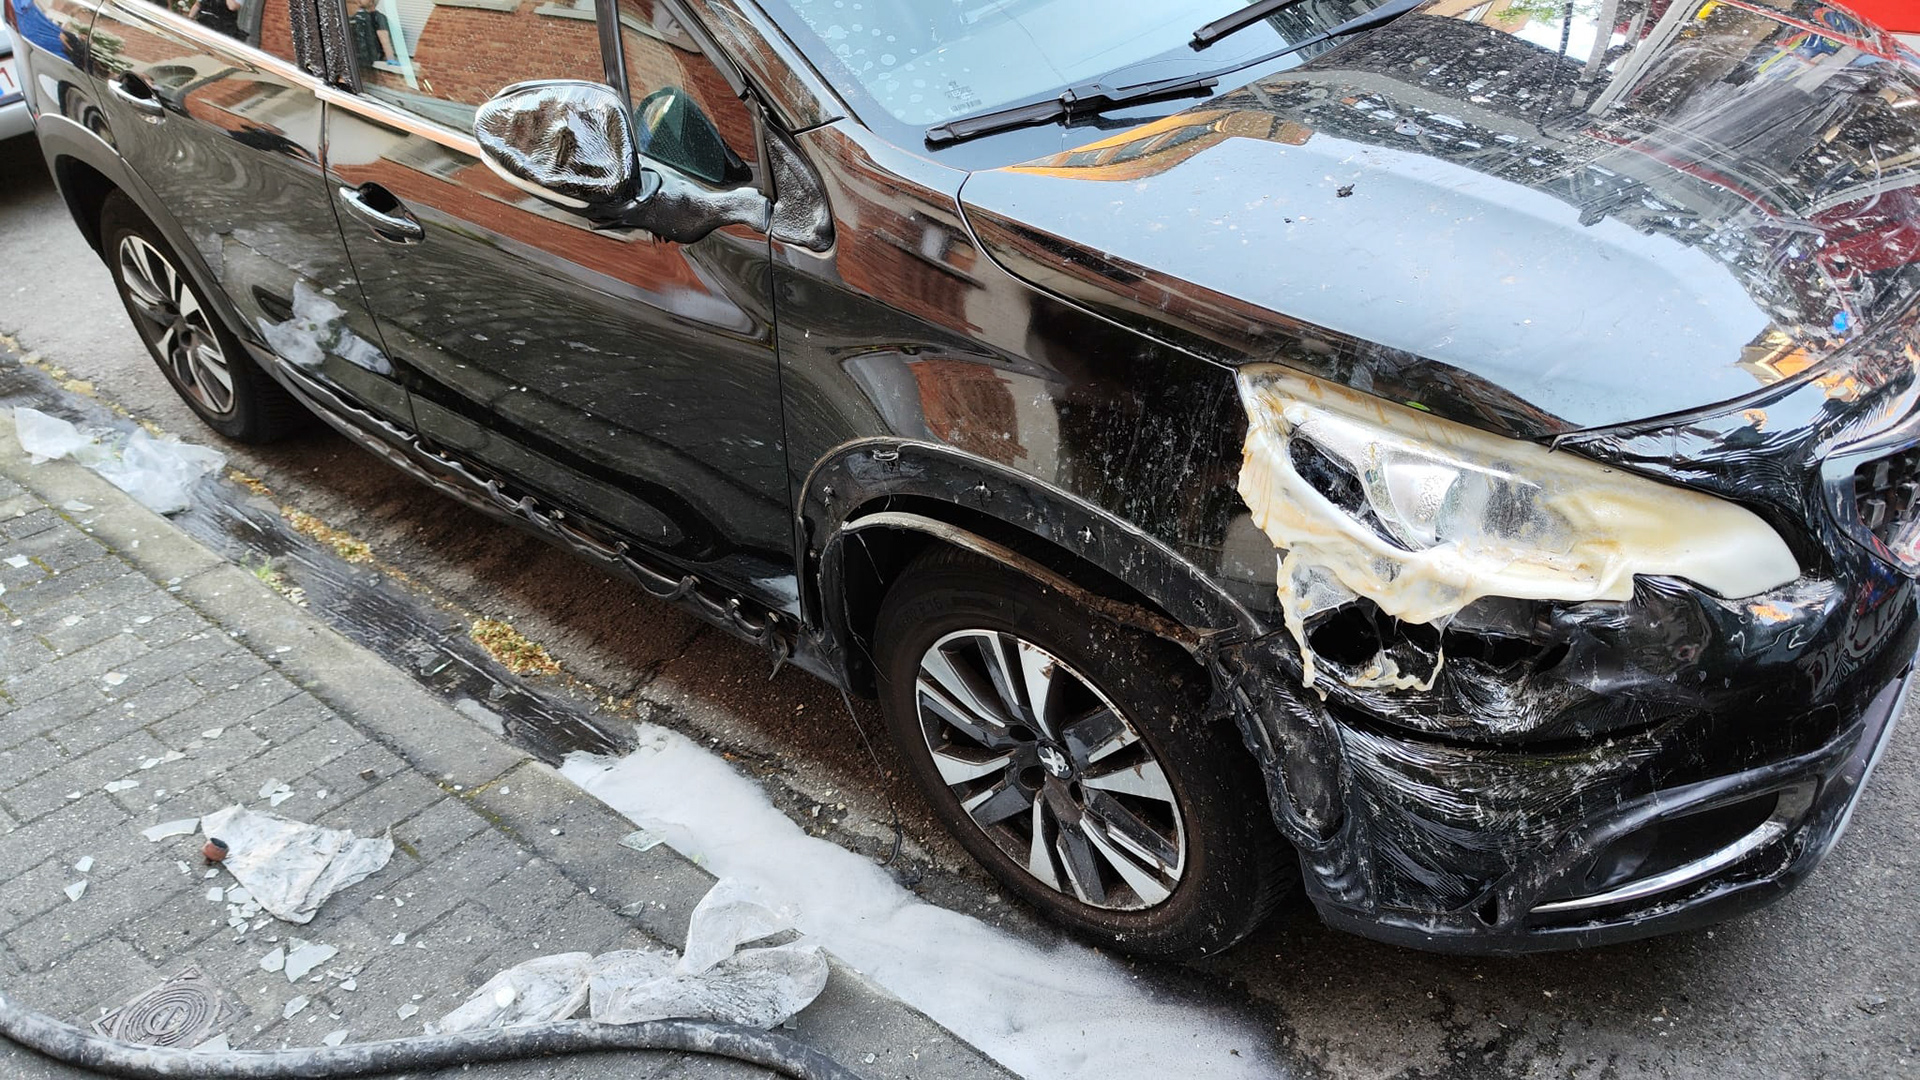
(1532, 785, 1811, 917)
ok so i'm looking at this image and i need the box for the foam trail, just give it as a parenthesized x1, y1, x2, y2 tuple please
(561, 724, 1282, 1080)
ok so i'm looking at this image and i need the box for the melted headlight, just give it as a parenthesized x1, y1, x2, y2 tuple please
(1235, 364, 1801, 689)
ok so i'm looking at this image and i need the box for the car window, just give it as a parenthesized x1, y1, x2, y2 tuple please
(616, 0, 756, 182)
(347, 0, 608, 130)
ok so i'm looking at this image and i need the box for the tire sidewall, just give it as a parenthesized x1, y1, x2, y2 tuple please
(876, 558, 1277, 957)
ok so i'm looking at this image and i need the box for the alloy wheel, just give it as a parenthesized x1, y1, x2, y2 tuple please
(117, 234, 235, 416)
(912, 628, 1187, 910)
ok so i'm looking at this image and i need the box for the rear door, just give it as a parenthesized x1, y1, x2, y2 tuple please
(86, 0, 410, 427)
(322, 0, 789, 593)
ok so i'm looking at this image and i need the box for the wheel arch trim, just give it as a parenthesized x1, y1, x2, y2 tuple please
(36, 115, 256, 353)
(800, 438, 1260, 689)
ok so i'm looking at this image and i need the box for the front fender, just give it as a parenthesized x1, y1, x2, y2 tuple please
(33, 111, 256, 355)
(800, 438, 1261, 684)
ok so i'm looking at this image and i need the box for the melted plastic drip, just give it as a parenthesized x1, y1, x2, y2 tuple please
(1235, 363, 1802, 693)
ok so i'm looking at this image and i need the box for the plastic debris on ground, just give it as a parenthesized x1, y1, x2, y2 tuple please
(282, 939, 338, 982)
(11, 406, 226, 515)
(142, 818, 199, 841)
(15, 406, 104, 465)
(198, 805, 393, 924)
(618, 829, 666, 853)
(428, 879, 827, 1034)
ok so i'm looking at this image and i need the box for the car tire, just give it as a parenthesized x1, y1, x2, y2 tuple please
(874, 545, 1296, 958)
(100, 191, 308, 443)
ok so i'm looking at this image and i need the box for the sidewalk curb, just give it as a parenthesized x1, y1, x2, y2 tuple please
(0, 411, 1013, 1080)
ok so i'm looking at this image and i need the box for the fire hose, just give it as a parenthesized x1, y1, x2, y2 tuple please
(0, 993, 864, 1080)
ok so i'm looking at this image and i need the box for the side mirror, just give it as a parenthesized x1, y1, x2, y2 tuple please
(474, 80, 639, 211)
(475, 79, 770, 245)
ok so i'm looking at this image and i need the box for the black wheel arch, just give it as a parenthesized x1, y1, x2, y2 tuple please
(800, 438, 1262, 695)
(35, 114, 256, 361)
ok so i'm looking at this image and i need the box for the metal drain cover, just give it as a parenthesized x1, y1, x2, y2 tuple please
(91, 966, 241, 1047)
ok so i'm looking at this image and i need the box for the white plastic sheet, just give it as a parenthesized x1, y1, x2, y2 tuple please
(11, 407, 225, 515)
(426, 953, 595, 1034)
(199, 805, 392, 924)
(14, 408, 102, 465)
(429, 879, 828, 1034)
(94, 429, 227, 515)
(254, 281, 392, 376)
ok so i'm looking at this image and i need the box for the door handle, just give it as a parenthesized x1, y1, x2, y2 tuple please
(108, 74, 164, 121)
(338, 184, 425, 243)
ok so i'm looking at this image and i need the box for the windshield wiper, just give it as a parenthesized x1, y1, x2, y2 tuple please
(925, 0, 1425, 147)
(1193, 0, 1313, 49)
(925, 71, 1220, 145)
(1261, 0, 1426, 59)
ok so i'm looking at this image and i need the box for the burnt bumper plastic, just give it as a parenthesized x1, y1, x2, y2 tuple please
(1213, 567, 1919, 955)
(1313, 662, 1911, 954)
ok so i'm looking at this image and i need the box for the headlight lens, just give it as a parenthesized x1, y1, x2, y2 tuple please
(1235, 364, 1801, 644)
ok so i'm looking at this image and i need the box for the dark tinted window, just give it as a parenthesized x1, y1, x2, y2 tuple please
(617, 0, 756, 179)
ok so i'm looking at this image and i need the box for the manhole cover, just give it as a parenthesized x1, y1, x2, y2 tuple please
(91, 966, 241, 1047)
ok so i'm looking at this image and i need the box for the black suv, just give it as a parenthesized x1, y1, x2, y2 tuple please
(9, 0, 1919, 958)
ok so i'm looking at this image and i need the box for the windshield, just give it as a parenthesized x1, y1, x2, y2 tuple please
(760, 0, 1403, 128)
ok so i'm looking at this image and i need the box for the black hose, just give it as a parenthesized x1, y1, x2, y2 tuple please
(0, 991, 865, 1080)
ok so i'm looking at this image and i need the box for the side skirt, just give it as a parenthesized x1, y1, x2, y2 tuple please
(251, 346, 834, 683)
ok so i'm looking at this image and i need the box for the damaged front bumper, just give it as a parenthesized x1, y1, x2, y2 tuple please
(1214, 596, 1914, 952)
(1211, 337, 1920, 953)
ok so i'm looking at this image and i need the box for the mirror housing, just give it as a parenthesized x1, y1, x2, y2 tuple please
(474, 80, 639, 210)
(475, 80, 770, 245)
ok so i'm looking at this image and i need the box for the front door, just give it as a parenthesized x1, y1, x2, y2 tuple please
(322, 0, 789, 595)
(86, 0, 410, 428)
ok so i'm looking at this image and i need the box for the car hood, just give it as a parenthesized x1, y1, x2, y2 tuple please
(958, 1, 1920, 439)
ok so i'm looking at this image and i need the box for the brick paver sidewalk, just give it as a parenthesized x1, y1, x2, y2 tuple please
(0, 415, 1002, 1080)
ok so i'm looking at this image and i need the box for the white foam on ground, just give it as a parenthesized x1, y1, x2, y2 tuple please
(562, 724, 1282, 1080)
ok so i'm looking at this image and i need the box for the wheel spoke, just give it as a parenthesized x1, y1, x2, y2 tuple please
(1026, 800, 1061, 892)
(1055, 825, 1107, 906)
(1064, 705, 1136, 767)
(1084, 789, 1181, 870)
(977, 633, 1029, 726)
(1079, 817, 1173, 906)
(918, 679, 1010, 750)
(190, 344, 234, 412)
(152, 246, 179, 303)
(1081, 758, 1175, 804)
(154, 321, 180, 367)
(175, 287, 202, 323)
(1016, 640, 1060, 738)
(922, 644, 1011, 727)
(193, 344, 233, 393)
(961, 778, 1032, 827)
(928, 746, 1013, 786)
(118, 241, 168, 313)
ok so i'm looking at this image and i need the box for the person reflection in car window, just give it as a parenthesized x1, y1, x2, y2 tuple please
(350, 0, 396, 71)
(186, 0, 245, 41)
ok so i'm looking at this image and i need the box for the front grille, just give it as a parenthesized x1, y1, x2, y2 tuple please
(1853, 448, 1920, 562)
